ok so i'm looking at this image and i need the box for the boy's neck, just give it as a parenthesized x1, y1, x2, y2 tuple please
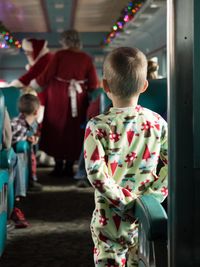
(23, 114, 35, 125)
(112, 95, 139, 108)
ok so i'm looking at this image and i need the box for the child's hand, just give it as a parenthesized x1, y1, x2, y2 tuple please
(27, 135, 39, 145)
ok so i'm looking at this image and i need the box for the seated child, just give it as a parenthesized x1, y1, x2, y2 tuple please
(10, 93, 41, 228)
(20, 88, 43, 191)
(84, 47, 168, 266)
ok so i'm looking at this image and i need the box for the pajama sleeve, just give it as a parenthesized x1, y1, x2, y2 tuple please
(84, 120, 138, 213)
(143, 124, 168, 202)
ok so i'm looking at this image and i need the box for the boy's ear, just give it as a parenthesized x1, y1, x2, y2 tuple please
(102, 78, 111, 93)
(33, 109, 38, 116)
(140, 80, 148, 94)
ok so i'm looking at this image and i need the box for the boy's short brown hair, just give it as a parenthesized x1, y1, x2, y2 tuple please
(103, 47, 147, 98)
(18, 94, 40, 115)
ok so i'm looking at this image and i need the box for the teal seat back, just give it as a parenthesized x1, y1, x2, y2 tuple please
(7, 167, 15, 218)
(0, 90, 9, 257)
(138, 78, 167, 117)
(100, 91, 112, 113)
(91, 88, 103, 101)
(0, 89, 17, 218)
(90, 88, 112, 114)
(1, 87, 21, 119)
(1, 87, 30, 196)
(0, 170, 9, 257)
(0, 148, 17, 218)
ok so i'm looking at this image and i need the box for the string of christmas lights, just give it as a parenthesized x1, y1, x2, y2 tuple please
(0, 21, 21, 49)
(103, 0, 146, 47)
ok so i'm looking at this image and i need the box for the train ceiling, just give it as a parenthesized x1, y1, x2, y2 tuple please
(0, 0, 166, 53)
(0, 0, 129, 33)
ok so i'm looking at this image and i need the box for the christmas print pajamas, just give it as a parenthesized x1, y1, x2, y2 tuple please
(84, 106, 168, 267)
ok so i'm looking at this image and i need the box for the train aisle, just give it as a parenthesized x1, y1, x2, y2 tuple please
(0, 168, 95, 267)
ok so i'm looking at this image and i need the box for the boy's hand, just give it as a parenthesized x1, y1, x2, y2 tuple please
(27, 135, 39, 145)
(123, 212, 137, 224)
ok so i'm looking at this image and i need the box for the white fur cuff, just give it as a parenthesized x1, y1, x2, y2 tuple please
(30, 79, 40, 89)
(9, 79, 24, 88)
(22, 39, 33, 51)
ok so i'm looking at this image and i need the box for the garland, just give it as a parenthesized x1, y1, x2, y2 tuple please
(103, 0, 146, 47)
(0, 21, 21, 49)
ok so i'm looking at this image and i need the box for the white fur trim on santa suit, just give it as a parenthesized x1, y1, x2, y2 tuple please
(25, 64, 31, 71)
(30, 79, 40, 89)
(22, 39, 50, 66)
(37, 105, 45, 123)
(9, 79, 24, 88)
(22, 39, 33, 52)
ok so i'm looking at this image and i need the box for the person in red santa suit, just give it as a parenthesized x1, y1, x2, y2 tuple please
(30, 29, 98, 177)
(10, 38, 52, 107)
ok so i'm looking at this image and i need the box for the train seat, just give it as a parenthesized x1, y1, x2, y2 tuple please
(90, 79, 167, 119)
(1, 86, 21, 119)
(0, 141, 31, 221)
(0, 89, 9, 256)
(88, 89, 112, 119)
(139, 78, 167, 118)
(0, 148, 17, 218)
(0, 170, 9, 257)
(1, 86, 31, 192)
(134, 195, 168, 267)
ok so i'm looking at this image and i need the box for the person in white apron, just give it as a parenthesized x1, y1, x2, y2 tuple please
(30, 30, 98, 177)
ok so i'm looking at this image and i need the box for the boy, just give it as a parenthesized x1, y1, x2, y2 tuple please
(84, 47, 168, 266)
(10, 93, 41, 228)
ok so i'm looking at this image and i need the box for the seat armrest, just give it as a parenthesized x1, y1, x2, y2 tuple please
(0, 148, 16, 169)
(134, 195, 167, 241)
(15, 141, 30, 153)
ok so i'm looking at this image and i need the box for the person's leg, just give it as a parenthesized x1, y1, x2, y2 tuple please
(31, 151, 37, 181)
(49, 159, 64, 176)
(11, 155, 29, 228)
(92, 231, 127, 267)
(74, 150, 87, 180)
(28, 151, 42, 191)
(11, 197, 29, 228)
(91, 210, 138, 266)
(14, 154, 27, 198)
(74, 150, 91, 187)
(93, 243, 138, 267)
(64, 160, 74, 177)
(93, 243, 127, 267)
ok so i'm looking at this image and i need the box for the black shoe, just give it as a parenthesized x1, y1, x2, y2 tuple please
(64, 169, 74, 178)
(29, 181, 43, 192)
(48, 169, 64, 177)
(64, 161, 74, 178)
(49, 159, 64, 177)
(76, 179, 91, 188)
